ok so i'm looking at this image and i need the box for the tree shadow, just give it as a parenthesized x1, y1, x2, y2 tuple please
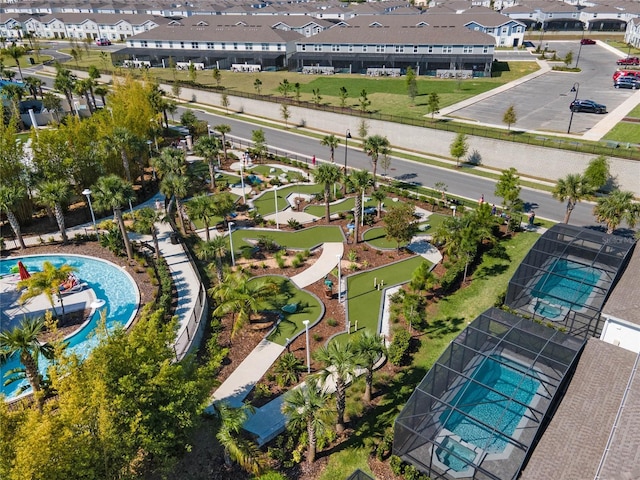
(475, 263, 509, 280)
(425, 316, 465, 338)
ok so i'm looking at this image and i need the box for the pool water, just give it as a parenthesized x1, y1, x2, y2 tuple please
(0, 255, 139, 399)
(532, 259, 600, 310)
(533, 302, 564, 320)
(436, 436, 477, 473)
(439, 355, 540, 454)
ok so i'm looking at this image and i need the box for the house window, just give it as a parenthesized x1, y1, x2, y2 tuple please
(348, 44, 354, 52)
(376, 45, 385, 53)
(442, 45, 452, 53)
(191, 42, 198, 49)
(277, 44, 282, 51)
(155, 41, 162, 48)
(168, 41, 173, 48)
(262, 43, 268, 50)
(516, 26, 522, 32)
(483, 46, 489, 53)
(413, 45, 418, 53)
(301, 44, 307, 51)
(233, 42, 238, 50)
(246, 43, 252, 50)
(501, 27, 508, 34)
(140, 40, 148, 47)
(395, 45, 404, 53)
(332, 44, 340, 52)
(180, 41, 184, 49)
(314, 44, 322, 52)
(363, 45, 368, 52)
(221, 43, 226, 50)
(463, 46, 473, 53)
(487, 28, 494, 34)
(207, 42, 214, 49)
(428, 46, 433, 53)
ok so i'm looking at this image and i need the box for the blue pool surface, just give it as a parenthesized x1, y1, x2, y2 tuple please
(436, 436, 477, 473)
(439, 355, 540, 454)
(0, 255, 139, 399)
(532, 259, 600, 310)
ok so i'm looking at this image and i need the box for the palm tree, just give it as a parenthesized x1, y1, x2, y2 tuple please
(348, 169, 373, 243)
(195, 236, 227, 283)
(74, 77, 94, 113)
(214, 402, 265, 475)
(161, 173, 190, 234)
(91, 175, 136, 261)
(371, 189, 386, 221)
(274, 352, 306, 387)
(593, 190, 639, 234)
(37, 180, 71, 244)
(553, 173, 593, 224)
(53, 65, 77, 114)
(362, 134, 390, 189)
(212, 192, 237, 229)
(211, 271, 279, 339)
(282, 383, 333, 464)
(18, 261, 76, 317)
(153, 147, 187, 178)
(94, 85, 108, 108)
(103, 127, 143, 183)
(313, 340, 359, 434)
(314, 163, 342, 223)
(23, 76, 43, 100)
(0, 184, 27, 249)
(1, 83, 25, 118)
(193, 136, 221, 192)
(0, 317, 54, 411)
(132, 207, 162, 259)
(214, 124, 231, 160)
(187, 194, 216, 241)
(87, 65, 100, 108)
(3, 43, 26, 81)
(320, 134, 339, 164)
(354, 331, 386, 403)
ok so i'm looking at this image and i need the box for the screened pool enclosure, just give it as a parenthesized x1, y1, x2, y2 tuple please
(393, 308, 584, 480)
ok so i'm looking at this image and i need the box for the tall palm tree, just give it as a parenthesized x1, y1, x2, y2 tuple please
(18, 261, 76, 317)
(553, 173, 593, 224)
(87, 65, 101, 108)
(214, 124, 231, 160)
(74, 77, 94, 113)
(103, 127, 142, 183)
(314, 163, 342, 223)
(153, 147, 187, 178)
(94, 85, 108, 108)
(53, 65, 77, 114)
(212, 192, 237, 229)
(593, 190, 639, 234)
(348, 169, 373, 243)
(211, 271, 279, 339)
(193, 136, 221, 192)
(3, 43, 26, 81)
(161, 173, 190, 234)
(282, 382, 333, 464)
(1, 83, 25, 118)
(214, 402, 265, 475)
(0, 316, 54, 411)
(37, 180, 71, 244)
(132, 207, 162, 259)
(313, 340, 359, 434)
(195, 236, 227, 283)
(0, 184, 27, 249)
(187, 194, 216, 241)
(23, 76, 43, 100)
(91, 175, 136, 261)
(362, 134, 390, 189)
(371, 189, 386, 221)
(320, 134, 339, 164)
(354, 331, 386, 403)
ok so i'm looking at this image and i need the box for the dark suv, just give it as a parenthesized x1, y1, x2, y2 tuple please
(614, 76, 640, 89)
(569, 100, 607, 114)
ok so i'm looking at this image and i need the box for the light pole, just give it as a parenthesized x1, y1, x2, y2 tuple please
(303, 319, 310, 373)
(228, 221, 235, 267)
(82, 188, 98, 238)
(575, 27, 585, 69)
(274, 185, 279, 229)
(343, 129, 352, 174)
(207, 124, 211, 138)
(239, 159, 246, 204)
(336, 255, 342, 302)
(567, 82, 579, 134)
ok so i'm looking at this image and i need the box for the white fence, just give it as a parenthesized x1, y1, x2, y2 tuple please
(436, 69, 473, 79)
(302, 66, 335, 75)
(231, 64, 261, 72)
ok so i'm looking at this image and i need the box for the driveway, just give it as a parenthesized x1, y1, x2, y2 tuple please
(449, 41, 636, 135)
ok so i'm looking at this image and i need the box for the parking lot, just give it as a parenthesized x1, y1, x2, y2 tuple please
(448, 41, 638, 135)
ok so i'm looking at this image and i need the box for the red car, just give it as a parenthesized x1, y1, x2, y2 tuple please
(613, 70, 640, 81)
(96, 38, 111, 46)
(580, 38, 596, 45)
(616, 57, 640, 66)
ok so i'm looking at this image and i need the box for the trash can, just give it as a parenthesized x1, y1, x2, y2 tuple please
(29, 57, 35, 65)
(170, 233, 179, 245)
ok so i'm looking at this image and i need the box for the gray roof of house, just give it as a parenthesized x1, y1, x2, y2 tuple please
(521, 338, 640, 480)
(129, 22, 303, 43)
(602, 242, 640, 325)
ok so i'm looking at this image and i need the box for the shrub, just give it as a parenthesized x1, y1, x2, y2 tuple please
(388, 328, 411, 366)
(253, 382, 271, 399)
(327, 318, 338, 327)
(291, 257, 302, 268)
(312, 332, 322, 342)
(390, 455, 405, 476)
(287, 218, 303, 230)
(348, 250, 358, 262)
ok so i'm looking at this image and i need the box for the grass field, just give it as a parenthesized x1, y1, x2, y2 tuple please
(252, 184, 322, 216)
(228, 225, 345, 253)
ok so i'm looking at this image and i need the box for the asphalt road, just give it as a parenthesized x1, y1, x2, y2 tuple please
(186, 107, 598, 226)
(461, 41, 636, 134)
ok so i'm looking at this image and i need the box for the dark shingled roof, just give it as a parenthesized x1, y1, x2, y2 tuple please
(521, 338, 639, 480)
(602, 241, 640, 326)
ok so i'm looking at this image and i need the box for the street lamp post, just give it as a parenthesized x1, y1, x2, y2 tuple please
(82, 188, 98, 238)
(207, 124, 211, 138)
(567, 82, 580, 134)
(303, 319, 310, 373)
(336, 255, 342, 302)
(575, 28, 585, 69)
(239, 160, 246, 204)
(228, 222, 235, 266)
(274, 185, 279, 229)
(343, 129, 352, 174)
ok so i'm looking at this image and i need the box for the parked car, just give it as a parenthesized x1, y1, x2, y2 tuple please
(614, 76, 640, 89)
(613, 70, 640, 81)
(569, 100, 607, 114)
(580, 38, 596, 45)
(96, 38, 111, 46)
(616, 57, 640, 66)
(523, 41, 535, 48)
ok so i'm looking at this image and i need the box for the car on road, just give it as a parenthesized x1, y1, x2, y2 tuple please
(612, 70, 640, 81)
(580, 38, 596, 45)
(570, 99, 607, 114)
(96, 38, 111, 46)
(614, 76, 640, 89)
(616, 56, 640, 66)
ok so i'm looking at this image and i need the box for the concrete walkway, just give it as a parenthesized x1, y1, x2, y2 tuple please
(290, 242, 344, 289)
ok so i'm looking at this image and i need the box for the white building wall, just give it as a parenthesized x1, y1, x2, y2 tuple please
(600, 316, 640, 354)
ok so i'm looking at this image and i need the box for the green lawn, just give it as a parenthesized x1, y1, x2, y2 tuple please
(265, 277, 324, 346)
(602, 122, 640, 144)
(229, 225, 345, 253)
(362, 213, 448, 249)
(304, 196, 379, 217)
(252, 184, 322, 216)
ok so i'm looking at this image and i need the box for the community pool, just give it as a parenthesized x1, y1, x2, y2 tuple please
(0, 255, 139, 400)
(439, 354, 541, 456)
(532, 259, 601, 311)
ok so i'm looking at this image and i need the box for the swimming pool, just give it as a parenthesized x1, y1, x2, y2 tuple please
(532, 259, 601, 310)
(0, 255, 139, 399)
(439, 354, 541, 455)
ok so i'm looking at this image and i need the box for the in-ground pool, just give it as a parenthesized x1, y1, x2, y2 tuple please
(0, 255, 139, 400)
(439, 354, 541, 455)
(531, 259, 601, 311)
(435, 435, 478, 473)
